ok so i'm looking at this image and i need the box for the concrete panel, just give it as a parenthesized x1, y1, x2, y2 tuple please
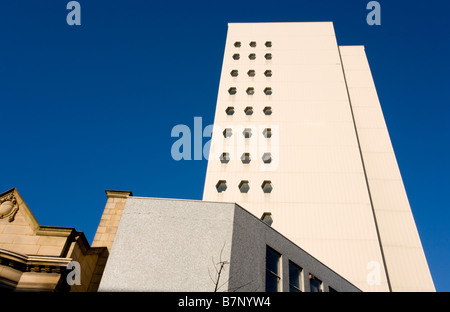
(341, 45, 435, 291)
(99, 198, 235, 292)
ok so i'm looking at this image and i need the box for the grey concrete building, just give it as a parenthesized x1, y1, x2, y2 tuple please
(98, 196, 360, 292)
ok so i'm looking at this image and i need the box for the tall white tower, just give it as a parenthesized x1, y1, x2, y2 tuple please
(203, 22, 434, 292)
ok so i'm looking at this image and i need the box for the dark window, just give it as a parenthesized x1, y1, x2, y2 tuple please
(230, 70, 238, 77)
(263, 128, 272, 138)
(243, 128, 252, 138)
(289, 261, 302, 292)
(220, 153, 230, 164)
(238, 180, 250, 193)
(264, 70, 272, 77)
(228, 87, 237, 95)
(261, 180, 273, 193)
(309, 275, 322, 292)
(264, 87, 272, 95)
(241, 153, 251, 164)
(225, 106, 235, 115)
(244, 106, 254, 115)
(249, 53, 256, 60)
(216, 180, 227, 193)
(265, 41, 272, 47)
(246, 87, 255, 95)
(262, 152, 272, 164)
(263, 106, 272, 115)
(247, 70, 256, 77)
(266, 246, 281, 292)
(234, 41, 241, 48)
(233, 54, 240, 60)
(223, 128, 232, 138)
(265, 53, 272, 60)
(249, 41, 257, 47)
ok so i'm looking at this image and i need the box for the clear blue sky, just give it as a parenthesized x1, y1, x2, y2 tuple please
(0, 0, 448, 291)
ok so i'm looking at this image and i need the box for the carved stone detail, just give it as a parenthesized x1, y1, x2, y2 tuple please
(0, 192, 19, 222)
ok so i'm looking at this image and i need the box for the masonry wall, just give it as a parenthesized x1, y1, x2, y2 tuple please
(0, 188, 108, 292)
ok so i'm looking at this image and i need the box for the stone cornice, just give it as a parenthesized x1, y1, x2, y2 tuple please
(0, 248, 72, 274)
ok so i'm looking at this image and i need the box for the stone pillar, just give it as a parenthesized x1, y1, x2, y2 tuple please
(92, 190, 132, 252)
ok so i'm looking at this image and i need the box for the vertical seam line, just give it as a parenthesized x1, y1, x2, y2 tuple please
(337, 46, 392, 292)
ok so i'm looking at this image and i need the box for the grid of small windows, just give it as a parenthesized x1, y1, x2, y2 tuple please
(216, 178, 273, 194)
(217, 41, 274, 195)
(229, 41, 273, 113)
(215, 178, 273, 193)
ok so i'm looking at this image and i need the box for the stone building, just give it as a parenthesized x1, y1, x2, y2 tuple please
(0, 188, 107, 291)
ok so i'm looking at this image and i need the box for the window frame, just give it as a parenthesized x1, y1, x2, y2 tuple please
(265, 246, 281, 292)
(288, 261, 303, 292)
(309, 274, 323, 292)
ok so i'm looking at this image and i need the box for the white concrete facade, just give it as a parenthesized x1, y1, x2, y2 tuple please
(340, 46, 435, 291)
(203, 22, 434, 292)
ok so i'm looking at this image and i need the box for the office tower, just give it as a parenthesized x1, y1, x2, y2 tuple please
(203, 22, 434, 292)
